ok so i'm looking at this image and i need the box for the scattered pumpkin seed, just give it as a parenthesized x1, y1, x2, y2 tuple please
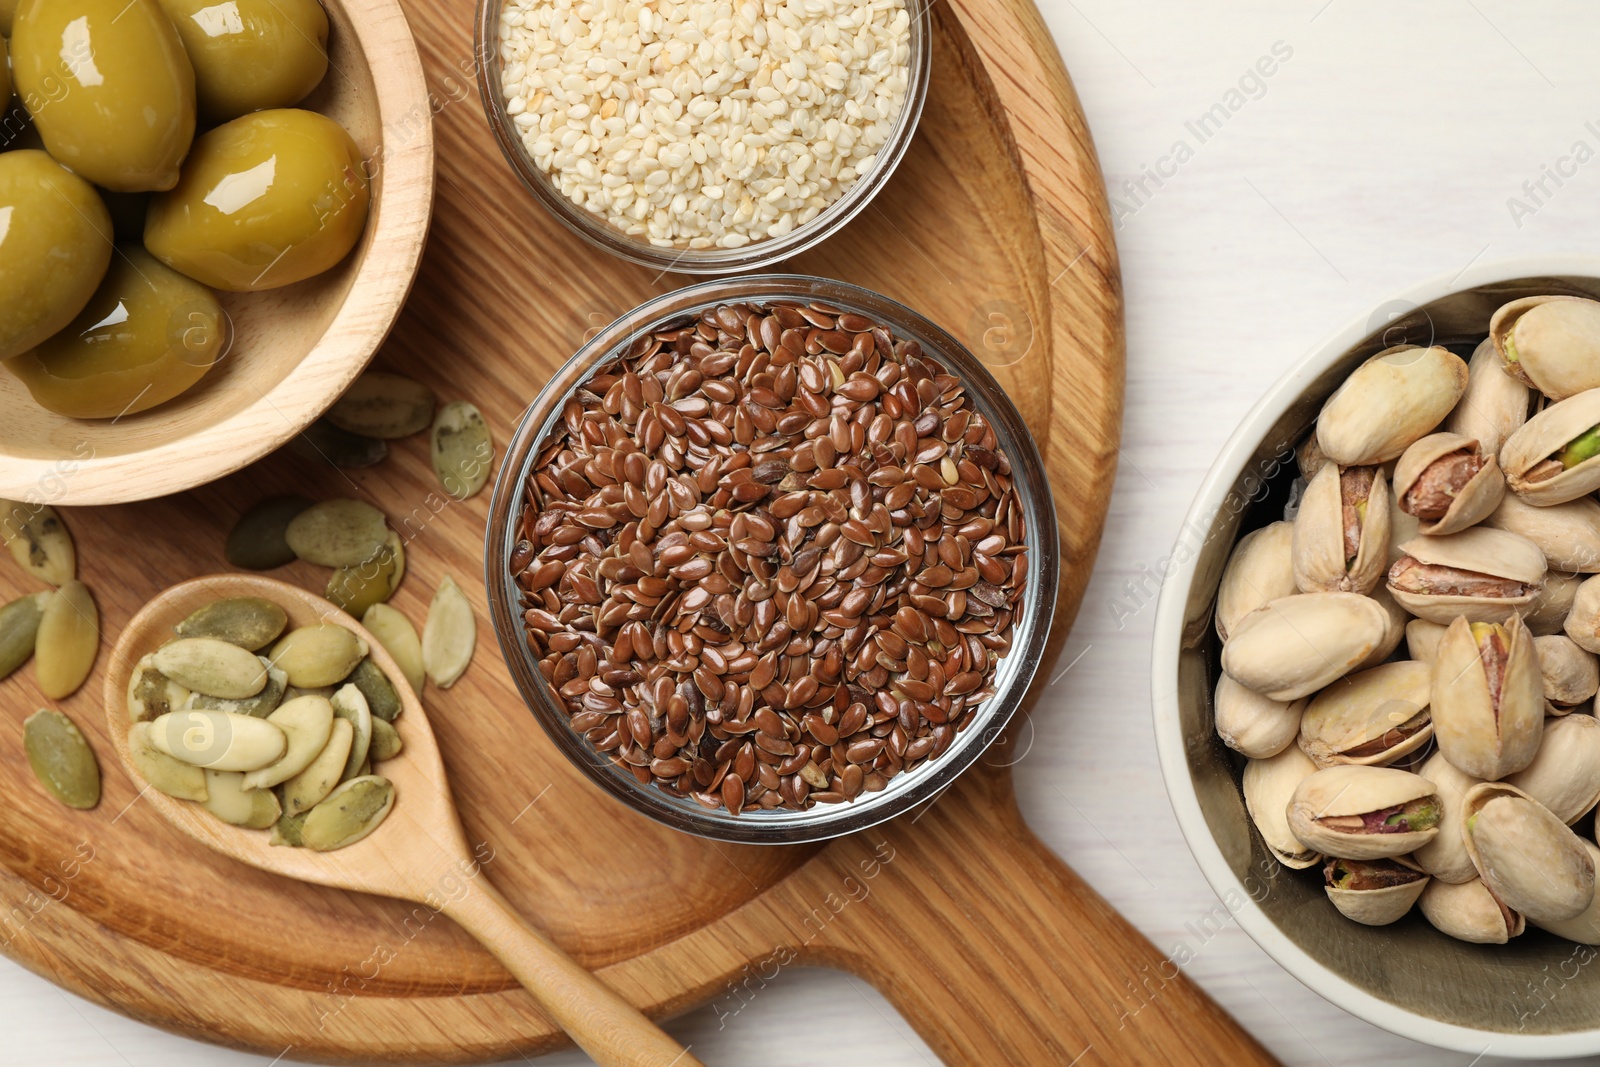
(369, 717, 402, 762)
(361, 603, 424, 695)
(175, 597, 289, 651)
(24, 709, 100, 810)
(0, 591, 49, 681)
(292, 419, 389, 469)
(422, 575, 475, 689)
(430, 401, 494, 499)
(225, 496, 312, 570)
(284, 499, 389, 567)
(127, 721, 208, 801)
(327, 371, 436, 439)
(35, 580, 98, 699)
(271, 808, 308, 847)
(301, 776, 394, 851)
(241, 695, 335, 790)
(327, 532, 404, 617)
(201, 769, 281, 829)
(186, 660, 286, 718)
(270, 624, 367, 688)
(331, 684, 372, 782)
(125, 654, 192, 722)
(1, 502, 75, 586)
(281, 717, 353, 816)
(347, 657, 402, 723)
(154, 637, 269, 699)
(149, 710, 287, 771)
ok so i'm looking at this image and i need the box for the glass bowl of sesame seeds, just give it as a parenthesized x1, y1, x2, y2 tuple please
(475, 0, 931, 274)
(484, 275, 1058, 843)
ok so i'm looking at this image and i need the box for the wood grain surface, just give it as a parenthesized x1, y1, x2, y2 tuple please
(0, 0, 1276, 1062)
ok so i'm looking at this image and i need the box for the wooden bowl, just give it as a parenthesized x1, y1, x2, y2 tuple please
(0, 0, 434, 506)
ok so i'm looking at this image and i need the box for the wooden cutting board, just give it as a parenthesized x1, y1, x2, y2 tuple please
(0, 0, 1280, 1062)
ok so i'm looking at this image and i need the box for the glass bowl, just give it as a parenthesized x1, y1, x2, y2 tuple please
(474, 0, 931, 275)
(484, 275, 1058, 843)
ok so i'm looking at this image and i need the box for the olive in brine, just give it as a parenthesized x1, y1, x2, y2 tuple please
(0, 0, 15, 34)
(6, 247, 227, 419)
(0, 150, 113, 361)
(0, 33, 11, 110)
(11, 0, 196, 192)
(157, 0, 329, 122)
(145, 109, 369, 292)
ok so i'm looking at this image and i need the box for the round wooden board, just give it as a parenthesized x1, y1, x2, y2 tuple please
(0, 0, 1277, 1063)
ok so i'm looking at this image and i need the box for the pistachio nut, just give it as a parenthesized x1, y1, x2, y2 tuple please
(281, 717, 354, 817)
(1506, 715, 1600, 824)
(326, 531, 404, 618)
(1242, 745, 1321, 869)
(1414, 750, 1484, 884)
(0, 591, 48, 681)
(1316, 345, 1468, 466)
(1387, 494, 1421, 567)
(1431, 615, 1544, 781)
(1, 502, 75, 585)
(154, 636, 269, 699)
(125, 653, 192, 722)
(1386, 528, 1546, 624)
(241, 695, 335, 790)
(1418, 877, 1524, 944)
(1443, 337, 1532, 457)
(1405, 618, 1449, 665)
(283, 499, 389, 568)
(1323, 856, 1429, 926)
(369, 717, 402, 762)
(1566, 574, 1600, 654)
(1531, 571, 1587, 637)
(1352, 584, 1409, 672)
(23, 709, 100, 810)
(330, 684, 372, 782)
(1500, 387, 1600, 506)
(224, 495, 311, 570)
(174, 596, 288, 651)
(1292, 464, 1391, 595)
(126, 721, 208, 802)
(269, 624, 367, 688)
(422, 575, 476, 689)
(1215, 674, 1304, 759)
(1393, 432, 1505, 536)
(431, 401, 494, 500)
(1490, 295, 1600, 401)
(301, 775, 394, 851)
(34, 580, 98, 699)
(1286, 765, 1441, 860)
(1532, 841, 1600, 944)
(1483, 493, 1600, 574)
(347, 658, 401, 723)
(1221, 593, 1391, 701)
(1534, 635, 1600, 711)
(327, 371, 436, 439)
(186, 658, 286, 719)
(1297, 434, 1330, 481)
(1461, 782, 1595, 924)
(148, 709, 287, 771)
(361, 603, 425, 696)
(1298, 661, 1432, 768)
(1215, 521, 1298, 641)
(201, 770, 281, 829)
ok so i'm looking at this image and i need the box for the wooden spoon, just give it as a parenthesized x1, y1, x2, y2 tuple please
(103, 575, 702, 1067)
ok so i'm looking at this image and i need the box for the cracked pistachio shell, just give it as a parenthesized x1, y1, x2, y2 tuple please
(1292, 465, 1390, 595)
(1392, 432, 1506, 536)
(1531, 571, 1587, 637)
(1323, 857, 1429, 926)
(1297, 435, 1330, 481)
(269, 624, 367, 688)
(1483, 492, 1600, 574)
(241, 694, 334, 790)
(1298, 661, 1433, 768)
(35, 580, 98, 699)
(1566, 575, 1600, 655)
(201, 769, 280, 829)
(1352, 583, 1409, 673)
(149, 709, 286, 771)
(1215, 521, 1298, 641)
(125, 653, 192, 722)
(1491, 296, 1600, 401)
(1506, 715, 1600, 824)
(1415, 750, 1484, 884)
(1432, 615, 1543, 781)
(1419, 877, 1524, 944)
(174, 597, 288, 651)
(1535, 635, 1600, 709)
(1286, 765, 1440, 860)
(327, 371, 436, 439)
(127, 721, 207, 801)
(330, 684, 372, 782)
(1, 503, 75, 585)
(422, 575, 475, 689)
(1533, 841, 1600, 944)
(1461, 782, 1595, 924)
(1405, 619, 1449, 665)
(281, 717, 354, 817)
(1500, 388, 1600, 505)
(1316, 345, 1468, 466)
(1221, 593, 1390, 701)
(154, 636, 267, 699)
(361, 604, 424, 696)
(0, 591, 48, 681)
(1242, 746, 1320, 869)
(1443, 337, 1532, 457)
(1215, 674, 1304, 759)
(1387, 494, 1421, 567)
(24, 709, 100, 810)
(301, 775, 394, 851)
(284, 500, 389, 568)
(1386, 528, 1546, 625)
(186, 659, 286, 718)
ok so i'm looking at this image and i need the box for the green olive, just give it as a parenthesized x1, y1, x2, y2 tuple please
(157, 0, 329, 123)
(1, 33, 11, 110)
(0, 150, 113, 360)
(0, 0, 15, 35)
(11, 0, 196, 192)
(145, 108, 368, 292)
(1, 105, 45, 154)
(6, 246, 227, 419)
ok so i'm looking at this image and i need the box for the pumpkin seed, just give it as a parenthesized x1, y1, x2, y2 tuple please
(422, 575, 475, 689)
(125, 654, 192, 722)
(201, 769, 281, 829)
(127, 721, 208, 801)
(24, 709, 99, 810)
(284, 499, 389, 568)
(430, 401, 494, 500)
(361, 603, 424, 695)
(327, 371, 436, 439)
(369, 717, 402, 762)
(271, 808, 308, 846)
(270, 625, 367, 688)
(154, 637, 268, 699)
(186, 660, 286, 718)
(1, 502, 75, 585)
(242, 695, 335, 790)
(284, 685, 336, 701)
(149, 710, 287, 771)
(291, 419, 389, 469)
(301, 776, 394, 851)
(35, 580, 98, 699)
(347, 657, 401, 723)
(0, 591, 49, 681)
(175, 597, 289, 651)
(331, 684, 372, 782)
(327, 532, 404, 617)
(281, 717, 354, 816)
(225, 496, 312, 570)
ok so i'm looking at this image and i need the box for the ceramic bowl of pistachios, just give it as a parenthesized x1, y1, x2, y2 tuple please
(1154, 255, 1600, 1057)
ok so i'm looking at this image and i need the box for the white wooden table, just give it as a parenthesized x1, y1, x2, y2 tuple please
(7, 1, 1600, 1063)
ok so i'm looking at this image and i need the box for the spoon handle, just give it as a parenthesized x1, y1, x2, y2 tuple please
(443, 876, 704, 1067)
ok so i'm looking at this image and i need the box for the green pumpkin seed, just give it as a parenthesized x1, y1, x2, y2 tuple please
(154, 637, 269, 699)
(149, 710, 287, 771)
(327, 532, 404, 617)
(369, 717, 402, 762)
(284, 685, 336, 701)
(125, 654, 192, 722)
(301, 776, 394, 851)
(175, 597, 289, 651)
(361, 604, 424, 695)
(292, 419, 389, 469)
(327, 371, 436, 439)
(1, 502, 76, 586)
(430, 401, 494, 500)
(127, 722, 207, 801)
(281, 717, 354, 816)
(187, 660, 286, 718)
(201, 770, 280, 829)
(225, 496, 312, 570)
(331, 684, 372, 782)
(241, 695, 335, 790)
(0, 591, 49, 681)
(35, 580, 98, 699)
(24, 709, 100, 810)
(422, 575, 475, 689)
(270, 625, 367, 688)
(271, 808, 308, 846)
(284, 500, 389, 567)
(347, 657, 402, 722)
